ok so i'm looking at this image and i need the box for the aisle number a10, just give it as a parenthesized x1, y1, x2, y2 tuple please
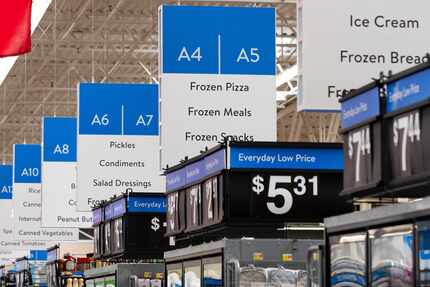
(21, 168, 39, 177)
(177, 47, 261, 63)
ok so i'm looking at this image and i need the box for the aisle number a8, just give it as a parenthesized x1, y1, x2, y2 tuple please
(53, 144, 70, 155)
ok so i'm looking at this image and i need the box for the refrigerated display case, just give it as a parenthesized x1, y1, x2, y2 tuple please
(84, 263, 164, 287)
(165, 238, 320, 287)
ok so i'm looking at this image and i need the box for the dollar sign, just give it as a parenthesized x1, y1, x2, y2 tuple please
(151, 217, 160, 231)
(252, 175, 264, 195)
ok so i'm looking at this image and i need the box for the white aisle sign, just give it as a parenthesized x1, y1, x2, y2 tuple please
(77, 83, 163, 211)
(13, 144, 79, 241)
(298, 0, 430, 111)
(0, 165, 58, 250)
(160, 6, 276, 167)
(41, 117, 92, 227)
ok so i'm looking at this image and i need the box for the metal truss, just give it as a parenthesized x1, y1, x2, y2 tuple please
(0, 0, 339, 163)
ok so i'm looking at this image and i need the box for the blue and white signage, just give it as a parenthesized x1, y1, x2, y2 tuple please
(386, 68, 430, 113)
(0, 165, 12, 200)
(0, 165, 18, 249)
(229, 147, 344, 170)
(13, 144, 79, 242)
(127, 196, 167, 213)
(166, 149, 226, 192)
(341, 87, 380, 129)
(42, 117, 92, 228)
(77, 83, 164, 211)
(160, 5, 276, 168)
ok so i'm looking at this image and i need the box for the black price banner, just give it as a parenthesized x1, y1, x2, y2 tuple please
(228, 171, 351, 222)
(389, 110, 424, 178)
(343, 123, 382, 193)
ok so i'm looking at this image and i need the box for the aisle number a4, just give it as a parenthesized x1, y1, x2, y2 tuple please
(21, 168, 39, 177)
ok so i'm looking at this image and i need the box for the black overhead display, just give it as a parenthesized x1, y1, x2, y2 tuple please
(384, 64, 430, 195)
(164, 142, 352, 246)
(340, 60, 430, 198)
(339, 82, 384, 197)
(92, 192, 167, 260)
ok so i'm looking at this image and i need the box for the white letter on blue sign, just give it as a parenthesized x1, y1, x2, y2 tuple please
(21, 168, 39, 177)
(136, 114, 153, 127)
(53, 144, 70, 155)
(91, 114, 109, 126)
(177, 47, 202, 62)
(236, 48, 260, 63)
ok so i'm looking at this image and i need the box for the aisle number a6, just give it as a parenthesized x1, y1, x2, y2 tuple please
(53, 144, 70, 155)
(21, 168, 39, 177)
(91, 114, 109, 126)
(237, 48, 260, 63)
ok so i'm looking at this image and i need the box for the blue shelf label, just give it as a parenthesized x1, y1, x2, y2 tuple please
(166, 149, 226, 191)
(79, 83, 159, 136)
(14, 144, 42, 184)
(92, 208, 103, 225)
(127, 196, 167, 213)
(43, 117, 77, 162)
(387, 68, 430, 113)
(162, 5, 275, 75)
(230, 146, 344, 170)
(341, 87, 380, 129)
(29, 250, 48, 261)
(0, 165, 12, 200)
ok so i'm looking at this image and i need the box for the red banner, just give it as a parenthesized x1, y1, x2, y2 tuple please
(0, 0, 32, 57)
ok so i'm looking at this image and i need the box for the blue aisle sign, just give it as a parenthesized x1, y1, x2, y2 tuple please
(161, 5, 275, 75)
(0, 165, 12, 199)
(43, 117, 77, 162)
(229, 147, 344, 170)
(127, 196, 167, 213)
(14, 144, 41, 184)
(387, 68, 430, 113)
(79, 83, 159, 136)
(341, 87, 380, 129)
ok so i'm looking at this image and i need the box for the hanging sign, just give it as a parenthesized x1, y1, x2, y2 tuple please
(41, 117, 92, 227)
(77, 83, 163, 211)
(13, 144, 79, 241)
(159, 5, 276, 168)
(0, 165, 56, 251)
(297, 0, 430, 111)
